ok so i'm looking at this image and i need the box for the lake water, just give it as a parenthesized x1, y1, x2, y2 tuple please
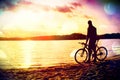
(0, 39, 120, 69)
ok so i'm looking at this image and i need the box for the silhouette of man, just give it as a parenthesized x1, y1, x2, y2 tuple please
(86, 20, 97, 62)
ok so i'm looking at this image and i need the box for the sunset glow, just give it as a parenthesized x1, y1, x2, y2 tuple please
(0, 0, 119, 37)
(0, 0, 120, 69)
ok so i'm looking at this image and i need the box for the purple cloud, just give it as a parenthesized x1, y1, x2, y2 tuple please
(55, 2, 82, 13)
(0, 0, 20, 9)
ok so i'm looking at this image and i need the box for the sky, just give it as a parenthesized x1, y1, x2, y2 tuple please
(0, 0, 120, 37)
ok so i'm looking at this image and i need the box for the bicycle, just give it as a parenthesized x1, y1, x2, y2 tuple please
(74, 41, 108, 64)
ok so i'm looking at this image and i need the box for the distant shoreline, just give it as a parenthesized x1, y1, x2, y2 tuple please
(0, 33, 120, 40)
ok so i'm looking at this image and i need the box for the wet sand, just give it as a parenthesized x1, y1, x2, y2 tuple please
(0, 55, 120, 80)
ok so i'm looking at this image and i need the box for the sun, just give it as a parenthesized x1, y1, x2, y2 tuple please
(14, 9, 38, 31)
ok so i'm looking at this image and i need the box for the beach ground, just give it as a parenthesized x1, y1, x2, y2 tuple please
(0, 55, 120, 80)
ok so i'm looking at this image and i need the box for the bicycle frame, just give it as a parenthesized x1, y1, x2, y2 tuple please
(79, 40, 100, 52)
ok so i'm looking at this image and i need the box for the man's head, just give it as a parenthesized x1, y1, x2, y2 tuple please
(88, 20, 92, 25)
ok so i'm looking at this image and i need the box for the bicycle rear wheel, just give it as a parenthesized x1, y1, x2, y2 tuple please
(96, 47, 108, 61)
(74, 49, 88, 64)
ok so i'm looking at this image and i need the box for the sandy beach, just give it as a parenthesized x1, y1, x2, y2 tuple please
(0, 55, 120, 80)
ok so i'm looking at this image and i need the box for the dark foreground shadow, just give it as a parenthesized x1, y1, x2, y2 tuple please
(0, 55, 120, 80)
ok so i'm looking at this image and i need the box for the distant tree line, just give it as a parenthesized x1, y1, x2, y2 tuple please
(98, 33, 120, 39)
(0, 33, 120, 40)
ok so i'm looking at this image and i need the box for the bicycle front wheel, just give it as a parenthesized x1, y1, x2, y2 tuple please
(74, 49, 88, 64)
(96, 47, 108, 61)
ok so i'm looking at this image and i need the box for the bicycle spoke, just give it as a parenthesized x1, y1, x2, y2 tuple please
(96, 47, 108, 61)
(74, 49, 88, 64)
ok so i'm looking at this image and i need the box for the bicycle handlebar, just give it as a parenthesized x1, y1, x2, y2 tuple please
(79, 40, 99, 47)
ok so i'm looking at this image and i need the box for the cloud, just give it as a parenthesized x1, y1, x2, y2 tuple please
(19, 0, 82, 13)
(55, 2, 82, 13)
(0, 0, 83, 13)
(0, 0, 20, 9)
(84, 15, 92, 19)
(71, 2, 82, 7)
(56, 6, 72, 13)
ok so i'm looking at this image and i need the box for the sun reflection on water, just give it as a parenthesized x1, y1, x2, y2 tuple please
(20, 41, 35, 68)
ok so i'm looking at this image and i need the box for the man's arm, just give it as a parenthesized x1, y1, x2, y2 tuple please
(86, 28, 89, 45)
(86, 37, 88, 42)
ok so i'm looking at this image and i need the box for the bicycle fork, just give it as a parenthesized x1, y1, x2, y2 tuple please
(81, 48, 85, 57)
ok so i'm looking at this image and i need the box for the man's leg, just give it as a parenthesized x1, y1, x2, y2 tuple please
(87, 48, 92, 62)
(93, 46, 97, 62)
